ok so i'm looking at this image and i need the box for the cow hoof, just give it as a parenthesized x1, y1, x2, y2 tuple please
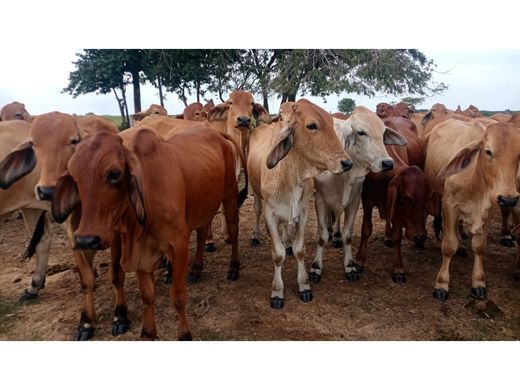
(455, 247, 468, 258)
(384, 239, 394, 248)
(345, 270, 360, 282)
(270, 297, 284, 310)
(250, 238, 260, 247)
(227, 270, 239, 282)
(73, 326, 95, 341)
(392, 273, 406, 284)
(158, 256, 168, 269)
(112, 318, 130, 336)
(178, 332, 193, 341)
(432, 288, 449, 301)
(187, 273, 200, 284)
(513, 272, 520, 282)
(470, 287, 487, 300)
(500, 237, 514, 247)
(204, 243, 216, 253)
(140, 329, 156, 340)
(333, 240, 342, 248)
(309, 271, 321, 284)
(164, 275, 172, 285)
(19, 289, 38, 302)
(299, 289, 313, 303)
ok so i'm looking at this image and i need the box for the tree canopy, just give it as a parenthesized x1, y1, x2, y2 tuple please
(337, 98, 356, 115)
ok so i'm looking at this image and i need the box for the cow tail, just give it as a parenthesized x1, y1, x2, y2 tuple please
(23, 211, 47, 259)
(220, 133, 248, 209)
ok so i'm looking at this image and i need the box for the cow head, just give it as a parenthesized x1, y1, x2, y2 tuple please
(53, 131, 146, 250)
(208, 90, 271, 128)
(0, 101, 32, 122)
(266, 99, 352, 176)
(132, 104, 167, 124)
(439, 122, 520, 207)
(178, 102, 207, 121)
(422, 103, 448, 125)
(387, 166, 433, 248)
(0, 112, 80, 200)
(394, 102, 414, 119)
(375, 103, 395, 119)
(335, 106, 406, 174)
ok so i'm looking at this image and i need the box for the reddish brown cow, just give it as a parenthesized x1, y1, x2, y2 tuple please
(203, 100, 214, 112)
(53, 127, 247, 340)
(394, 102, 414, 119)
(131, 104, 168, 125)
(76, 115, 119, 134)
(384, 117, 417, 135)
(355, 126, 435, 283)
(376, 103, 396, 119)
(176, 102, 207, 121)
(0, 101, 32, 122)
(331, 112, 350, 120)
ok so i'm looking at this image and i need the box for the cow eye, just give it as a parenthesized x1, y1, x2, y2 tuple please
(106, 170, 122, 184)
(70, 139, 80, 145)
(356, 130, 367, 136)
(306, 123, 318, 130)
(485, 149, 493, 157)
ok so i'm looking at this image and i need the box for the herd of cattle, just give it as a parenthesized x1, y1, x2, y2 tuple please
(0, 95, 519, 341)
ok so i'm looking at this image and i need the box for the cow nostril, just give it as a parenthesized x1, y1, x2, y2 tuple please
(237, 116, 251, 127)
(381, 159, 394, 171)
(341, 159, 353, 171)
(37, 186, 55, 201)
(75, 235, 102, 250)
(498, 195, 519, 207)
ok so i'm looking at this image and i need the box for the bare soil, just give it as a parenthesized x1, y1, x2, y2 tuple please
(1, 197, 519, 341)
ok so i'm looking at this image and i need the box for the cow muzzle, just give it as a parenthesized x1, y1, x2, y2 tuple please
(497, 195, 519, 207)
(37, 186, 55, 201)
(236, 116, 251, 128)
(75, 235, 104, 250)
(381, 159, 395, 172)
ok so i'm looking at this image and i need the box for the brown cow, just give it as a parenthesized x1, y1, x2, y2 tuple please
(331, 112, 349, 120)
(355, 125, 434, 283)
(0, 101, 32, 122)
(376, 103, 396, 119)
(0, 111, 119, 340)
(248, 99, 351, 309)
(490, 113, 512, 122)
(131, 104, 168, 125)
(421, 103, 471, 137)
(384, 117, 417, 135)
(53, 126, 247, 340)
(76, 115, 119, 134)
(176, 102, 207, 121)
(425, 119, 520, 301)
(394, 102, 414, 119)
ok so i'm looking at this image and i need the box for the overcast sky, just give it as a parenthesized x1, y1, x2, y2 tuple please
(1, 48, 519, 116)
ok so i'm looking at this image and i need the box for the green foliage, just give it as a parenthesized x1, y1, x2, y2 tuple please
(400, 96, 426, 110)
(337, 98, 356, 114)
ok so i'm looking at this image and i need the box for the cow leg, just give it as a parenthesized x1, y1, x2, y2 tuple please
(250, 193, 263, 246)
(264, 207, 286, 309)
(221, 200, 240, 281)
(135, 270, 157, 340)
(293, 206, 312, 303)
(187, 226, 208, 284)
(342, 181, 364, 282)
(280, 222, 293, 257)
(384, 218, 393, 248)
(470, 231, 488, 299)
(19, 209, 52, 301)
(72, 249, 97, 340)
(310, 192, 329, 284)
(111, 233, 130, 336)
(169, 238, 192, 341)
(499, 205, 514, 247)
(391, 224, 406, 284)
(433, 207, 459, 301)
(355, 199, 373, 270)
(512, 208, 520, 280)
(455, 221, 468, 258)
(204, 217, 217, 253)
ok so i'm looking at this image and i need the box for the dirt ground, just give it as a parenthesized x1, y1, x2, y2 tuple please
(1, 196, 519, 341)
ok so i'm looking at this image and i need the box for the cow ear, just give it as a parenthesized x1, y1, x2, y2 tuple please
(175, 114, 184, 119)
(253, 103, 271, 123)
(207, 103, 228, 122)
(271, 114, 281, 123)
(421, 111, 432, 125)
(132, 112, 146, 122)
(53, 173, 79, 223)
(386, 174, 401, 223)
(438, 139, 482, 180)
(125, 149, 146, 226)
(383, 127, 407, 146)
(266, 126, 294, 169)
(0, 140, 36, 189)
(200, 111, 208, 120)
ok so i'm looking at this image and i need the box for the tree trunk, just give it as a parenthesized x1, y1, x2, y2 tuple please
(131, 70, 141, 113)
(112, 88, 125, 130)
(196, 81, 200, 103)
(157, 76, 164, 108)
(262, 89, 269, 112)
(122, 87, 130, 129)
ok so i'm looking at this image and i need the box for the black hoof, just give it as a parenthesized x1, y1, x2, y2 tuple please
(384, 239, 394, 248)
(179, 332, 192, 341)
(250, 238, 260, 247)
(471, 287, 487, 300)
(227, 270, 239, 281)
(500, 237, 514, 247)
(433, 288, 449, 301)
(270, 297, 284, 310)
(392, 273, 406, 284)
(455, 247, 468, 258)
(112, 318, 130, 336)
(285, 247, 294, 257)
(73, 326, 95, 341)
(164, 275, 172, 285)
(187, 273, 201, 284)
(299, 289, 313, 303)
(333, 240, 342, 248)
(204, 243, 216, 253)
(19, 289, 38, 302)
(309, 271, 321, 284)
(513, 272, 520, 282)
(345, 270, 360, 282)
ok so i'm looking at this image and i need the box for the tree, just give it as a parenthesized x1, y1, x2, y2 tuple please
(399, 96, 426, 110)
(337, 98, 356, 114)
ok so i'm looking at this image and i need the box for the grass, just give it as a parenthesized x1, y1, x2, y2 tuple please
(0, 298, 20, 335)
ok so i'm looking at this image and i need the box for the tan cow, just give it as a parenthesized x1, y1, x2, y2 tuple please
(247, 99, 351, 309)
(131, 104, 168, 125)
(0, 101, 32, 122)
(425, 119, 520, 301)
(421, 103, 472, 138)
(0, 120, 52, 300)
(176, 102, 207, 121)
(0, 111, 119, 340)
(76, 115, 119, 134)
(490, 113, 512, 122)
